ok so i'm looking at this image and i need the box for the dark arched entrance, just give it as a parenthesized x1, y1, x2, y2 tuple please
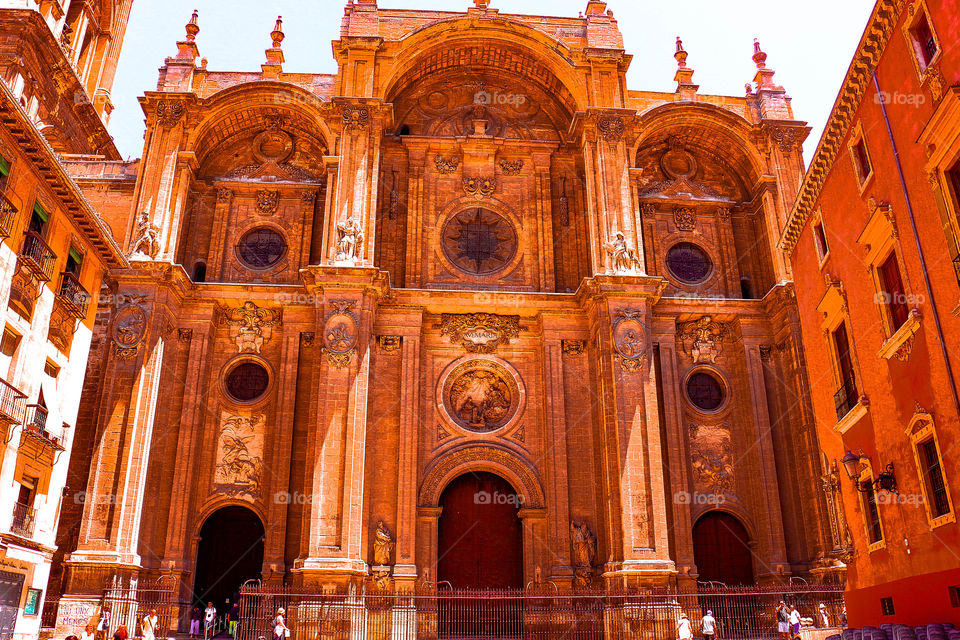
(194, 506, 265, 612)
(437, 471, 524, 589)
(692, 511, 754, 585)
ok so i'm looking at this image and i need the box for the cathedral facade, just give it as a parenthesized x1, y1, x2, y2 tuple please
(45, 0, 846, 624)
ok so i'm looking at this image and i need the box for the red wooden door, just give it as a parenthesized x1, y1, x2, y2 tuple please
(437, 472, 524, 589)
(692, 512, 754, 585)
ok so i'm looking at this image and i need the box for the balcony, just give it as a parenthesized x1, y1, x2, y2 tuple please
(56, 271, 90, 319)
(0, 378, 27, 427)
(22, 404, 64, 450)
(18, 231, 57, 282)
(834, 376, 859, 422)
(10, 501, 36, 538)
(0, 192, 16, 239)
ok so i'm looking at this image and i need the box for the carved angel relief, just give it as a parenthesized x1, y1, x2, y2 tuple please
(219, 301, 282, 353)
(214, 412, 264, 499)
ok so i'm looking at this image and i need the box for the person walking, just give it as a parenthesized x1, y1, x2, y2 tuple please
(789, 605, 802, 640)
(702, 609, 717, 640)
(203, 602, 217, 640)
(677, 613, 693, 640)
(141, 609, 159, 640)
(273, 608, 289, 640)
(96, 608, 111, 640)
(190, 606, 202, 638)
(227, 602, 240, 638)
(776, 601, 790, 640)
(112, 626, 128, 640)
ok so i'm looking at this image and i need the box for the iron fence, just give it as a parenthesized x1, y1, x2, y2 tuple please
(237, 583, 845, 640)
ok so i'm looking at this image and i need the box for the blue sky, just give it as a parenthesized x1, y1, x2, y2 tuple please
(108, 0, 875, 164)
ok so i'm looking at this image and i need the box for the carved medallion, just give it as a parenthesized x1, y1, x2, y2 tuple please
(612, 310, 648, 372)
(434, 155, 460, 174)
(252, 125, 294, 164)
(674, 206, 696, 231)
(322, 301, 359, 367)
(440, 313, 520, 354)
(441, 359, 521, 433)
(256, 189, 280, 215)
(499, 159, 524, 176)
(112, 305, 148, 360)
(155, 101, 184, 128)
(441, 208, 517, 275)
(597, 116, 625, 143)
(462, 176, 496, 199)
(677, 316, 728, 364)
(661, 139, 697, 179)
(219, 301, 282, 354)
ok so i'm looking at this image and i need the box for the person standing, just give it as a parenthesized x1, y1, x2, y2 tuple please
(273, 608, 289, 640)
(227, 602, 240, 638)
(789, 605, 802, 640)
(702, 609, 717, 640)
(677, 613, 693, 640)
(819, 604, 830, 628)
(141, 609, 159, 640)
(112, 626, 128, 640)
(190, 606, 202, 638)
(204, 602, 217, 640)
(96, 608, 111, 640)
(776, 601, 790, 640)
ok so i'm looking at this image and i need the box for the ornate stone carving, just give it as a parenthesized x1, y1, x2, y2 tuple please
(256, 189, 280, 215)
(219, 301, 282, 354)
(444, 362, 517, 432)
(570, 521, 597, 587)
(178, 328, 193, 343)
(322, 301, 358, 368)
(604, 231, 643, 274)
(639, 203, 656, 218)
(217, 187, 233, 203)
(562, 339, 585, 356)
(155, 101, 184, 128)
(301, 332, 315, 346)
(716, 206, 732, 221)
(301, 190, 317, 205)
(214, 413, 264, 498)
(335, 217, 364, 262)
(434, 155, 460, 174)
(437, 423, 453, 441)
(130, 211, 161, 259)
(498, 159, 523, 176)
(926, 66, 945, 102)
(373, 521, 395, 566)
(674, 206, 696, 231)
(597, 116, 625, 143)
(420, 445, 545, 507)
(439, 313, 521, 353)
(342, 106, 370, 132)
(821, 464, 855, 563)
(893, 334, 915, 361)
(689, 423, 735, 496)
(441, 208, 517, 275)
(377, 335, 402, 354)
(769, 126, 800, 152)
(677, 316, 728, 363)
(462, 175, 496, 199)
(612, 310, 647, 372)
(112, 304, 148, 360)
(557, 177, 570, 226)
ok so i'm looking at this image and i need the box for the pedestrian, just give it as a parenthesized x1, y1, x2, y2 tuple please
(204, 602, 217, 639)
(190, 606, 202, 638)
(112, 626, 128, 640)
(776, 601, 790, 640)
(677, 612, 693, 640)
(228, 602, 240, 638)
(273, 608, 289, 640)
(819, 604, 830, 628)
(702, 609, 717, 640)
(142, 609, 159, 640)
(790, 605, 802, 640)
(96, 608, 111, 640)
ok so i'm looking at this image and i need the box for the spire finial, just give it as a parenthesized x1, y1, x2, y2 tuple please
(262, 15, 285, 76)
(752, 38, 768, 69)
(674, 37, 688, 67)
(271, 16, 285, 48)
(473, 0, 491, 8)
(185, 9, 199, 43)
(673, 36, 698, 100)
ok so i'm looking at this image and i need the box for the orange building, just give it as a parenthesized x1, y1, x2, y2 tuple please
(783, 0, 960, 628)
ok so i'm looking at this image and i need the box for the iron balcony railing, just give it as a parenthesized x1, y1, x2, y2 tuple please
(57, 271, 91, 319)
(0, 377, 26, 426)
(834, 375, 859, 422)
(10, 501, 36, 537)
(18, 231, 57, 282)
(22, 404, 64, 450)
(0, 192, 16, 239)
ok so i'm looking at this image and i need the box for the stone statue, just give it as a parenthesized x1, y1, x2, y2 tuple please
(604, 231, 642, 274)
(335, 217, 363, 261)
(570, 521, 597, 588)
(373, 521, 394, 566)
(130, 212, 160, 259)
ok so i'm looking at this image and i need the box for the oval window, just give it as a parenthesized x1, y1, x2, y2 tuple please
(225, 361, 270, 403)
(686, 371, 725, 412)
(237, 228, 287, 269)
(666, 242, 712, 284)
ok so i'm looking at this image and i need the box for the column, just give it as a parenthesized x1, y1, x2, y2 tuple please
(394, 318, 423, 583)
(206, 188, 231, 279)
(541, 337, 573, 582)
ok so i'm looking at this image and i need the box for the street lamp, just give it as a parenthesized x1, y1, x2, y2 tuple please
(839, 450, 898, 494)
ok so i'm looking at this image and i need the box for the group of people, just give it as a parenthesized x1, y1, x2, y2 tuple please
(188, 601, 241, 638)
(677, 601, 836, 640)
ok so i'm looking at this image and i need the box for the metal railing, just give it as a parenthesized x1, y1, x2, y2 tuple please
(0, 377, 27, 426)
(10, 501, 36, 537)
(237, 583, 846, 640)
(18, 231, 57, 282)
(57, 270, 91, 318)
(0, 192, 16, 239)
(21, 404, 65, 449)
(833, 376, 858, 422)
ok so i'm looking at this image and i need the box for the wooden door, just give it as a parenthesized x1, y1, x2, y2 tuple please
(692, 512, 754, 585)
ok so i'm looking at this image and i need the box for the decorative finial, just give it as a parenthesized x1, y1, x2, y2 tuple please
(473, 0, 490, 8)
(674, 37, 688, 67)
(271, 16, 284, 48)
(185, 9, 199, 42)
(673, 36, 698, 99)
(752, 38, 767, 69)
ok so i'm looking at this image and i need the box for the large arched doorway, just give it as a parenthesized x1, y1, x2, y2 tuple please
(437, 471, 524, 589)
(692, 511, 754, 585)
(193, 506, 265, 612)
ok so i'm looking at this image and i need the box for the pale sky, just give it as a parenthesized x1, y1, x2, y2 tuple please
(108, 0, 876, 165)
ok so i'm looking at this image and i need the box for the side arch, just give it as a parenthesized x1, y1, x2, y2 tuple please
(419, 444, 546, 508)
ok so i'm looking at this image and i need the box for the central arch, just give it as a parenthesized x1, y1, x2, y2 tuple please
(193, 506, 265, 612)
(692, 511, 754, 585)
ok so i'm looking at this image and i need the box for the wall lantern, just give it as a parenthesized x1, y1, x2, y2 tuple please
(840, 450, 898, 494)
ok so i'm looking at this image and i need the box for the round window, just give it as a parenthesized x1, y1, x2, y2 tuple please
(665, 242, 712, 284)
(441, 208, 518, 275)
(225, 361, 270, 403)
(686, 371, 725, 412)
(237, 228, 287, 269)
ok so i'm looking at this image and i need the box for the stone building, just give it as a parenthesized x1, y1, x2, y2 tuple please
(0, 1, 130, 639)
(784, 0, 960, 627)
(40, 0, 846, 631)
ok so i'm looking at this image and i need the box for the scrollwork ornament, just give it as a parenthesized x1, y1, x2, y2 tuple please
(463, 176, 496, 199)
(674, 206, 696, 231)
(219, 301, 282, 354)
(439, 313, 520, 353)
(342, 106, 370, 132)
(322, 300, 359, 368)
(498, 159, 523, 176)
(155, 101, 185, 128)
(597, 116, 625, 143)
(434, 155, 460, 174)
(256, 189, 280, 215)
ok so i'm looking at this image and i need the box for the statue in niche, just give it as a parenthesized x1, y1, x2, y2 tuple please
(130, 212, 160, 259)
(335, 217, 364, 261)
(604, 231, 642, 274)
(373, 521, 395, 566)
(570, 521, 597, 587)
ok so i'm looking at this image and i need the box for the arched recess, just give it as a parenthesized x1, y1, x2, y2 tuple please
(419, 444, 545, 508)
(193, 505, 265, 610)
(692, 510, 755, 585)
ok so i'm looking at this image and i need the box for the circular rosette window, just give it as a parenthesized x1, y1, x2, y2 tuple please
(237, 227, 287, 270)
(441, 208, 518, 275)
(223, 359, 272, 404)
(665, 242, 713, 284)
(685, 369, 727, 413)
(440, 359, 523, 434)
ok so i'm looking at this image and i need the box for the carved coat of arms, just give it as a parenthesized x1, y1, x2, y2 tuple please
(440, 313, 520, 353)
(219, 301, 282, 353)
